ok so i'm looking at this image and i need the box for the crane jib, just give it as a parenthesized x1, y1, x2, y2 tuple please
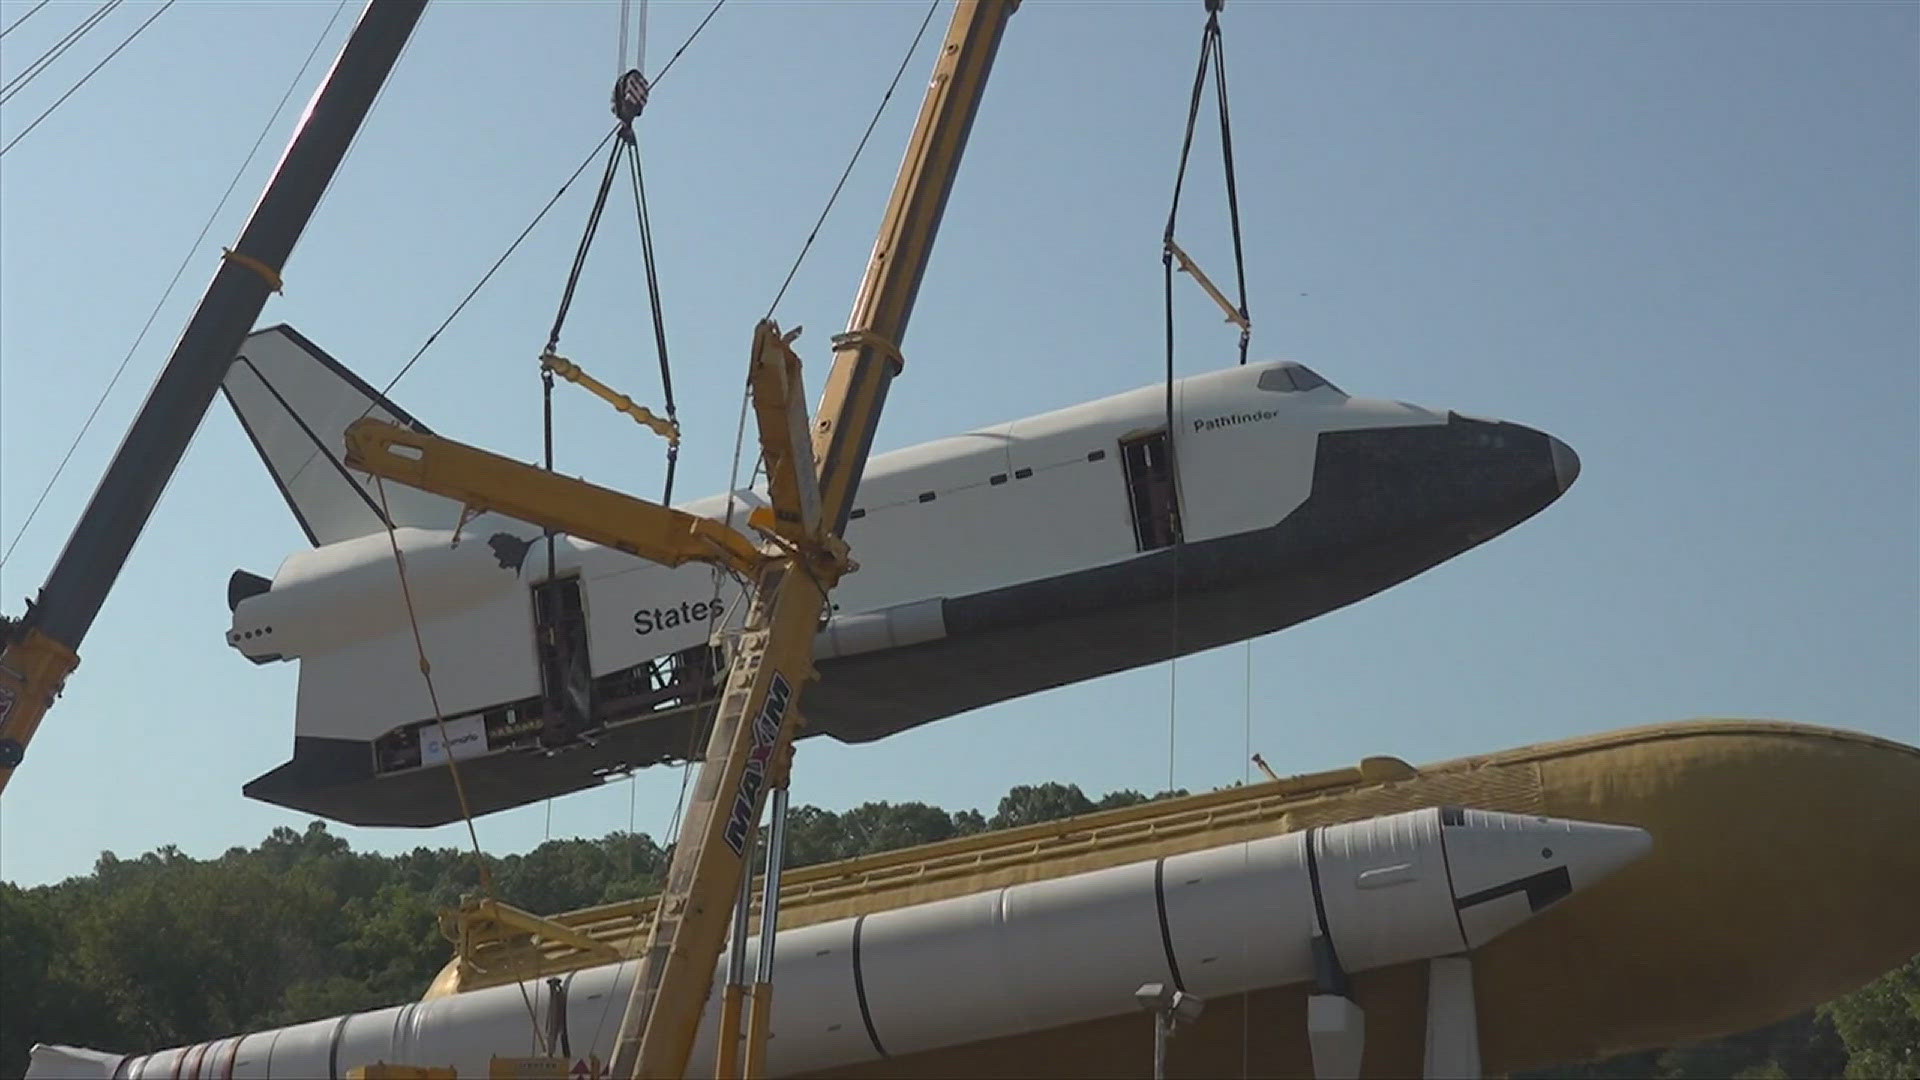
(724, 671, 794, 855)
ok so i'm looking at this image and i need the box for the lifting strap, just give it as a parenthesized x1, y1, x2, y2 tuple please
(1164, 0, 1253, 366)
(540, 68, 682, 540)
(1160, 0, 1254, 795)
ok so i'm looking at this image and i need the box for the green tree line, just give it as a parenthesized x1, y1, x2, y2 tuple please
(2, 782, 1913, 1077)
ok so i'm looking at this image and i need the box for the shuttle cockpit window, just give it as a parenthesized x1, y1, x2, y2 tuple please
(1257, 363, 1342, 395)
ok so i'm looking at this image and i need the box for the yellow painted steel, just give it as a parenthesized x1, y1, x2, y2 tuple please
(219, 247, 285, 292)
(0, 626, 80, 795)
(366, 4, 1002, 1073)
(343, 418, 764, 577)
(610, 4, 1021, 1075)
(440, 898, 622, 967)
(1164, 237, 1248, 332)
(611, 566, 818, 1075)
(422, 720, 1920, 1078)
(742, 983, 773, 1080)
(540, 351, 680, 446)
(746, 326, 822, 545)
(715, 985, 745, 1079)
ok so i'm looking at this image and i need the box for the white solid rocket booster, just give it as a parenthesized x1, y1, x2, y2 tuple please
(29, 807, 1650, 1080)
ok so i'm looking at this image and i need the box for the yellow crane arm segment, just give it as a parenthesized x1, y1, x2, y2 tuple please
(615, 6, 1019, 1076)
(344, 5, 1016, 1076)
(342, 418, 764, 578)
(0, 628, 79, 784)
(746, 325, 823, 544)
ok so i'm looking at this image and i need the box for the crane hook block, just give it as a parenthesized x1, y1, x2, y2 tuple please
(613, 69, 650, 124)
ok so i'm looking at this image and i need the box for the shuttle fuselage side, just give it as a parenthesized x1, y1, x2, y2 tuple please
(231, 359, 1576, 825)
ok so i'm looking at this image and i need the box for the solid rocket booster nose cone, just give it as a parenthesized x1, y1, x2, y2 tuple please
(1441, 809, 1652, 948)
(1560, 818, 1653, 886)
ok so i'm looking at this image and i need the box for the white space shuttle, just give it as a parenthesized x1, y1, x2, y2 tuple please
(223, 327, 1579, 827)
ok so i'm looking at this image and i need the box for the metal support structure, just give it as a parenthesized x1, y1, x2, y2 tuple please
(344, 5, 1018, 1075)
(742, 783, 789, 1079)
(0, 0, 429, 793)
(1422, 955, 1481, 1079)
(1153, 1011, 1169, 1080)
(1134, 982, 1204, 1080)
(605, 5, 1019, 1077)
(715, 855, 754, 1078)
(1307, 994, 1366, 1079)
(344, 422, 765, 577)
(1307, 928, 1364, 1079)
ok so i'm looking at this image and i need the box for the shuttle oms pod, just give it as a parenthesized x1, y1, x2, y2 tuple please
(221, 327, 1580, 827)
(26, 807, 1652, 1079)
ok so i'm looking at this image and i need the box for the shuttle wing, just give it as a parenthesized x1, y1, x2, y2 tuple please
(226, 325, 462, 545)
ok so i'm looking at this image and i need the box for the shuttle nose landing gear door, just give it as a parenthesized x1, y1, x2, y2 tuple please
(533, 576, 593, 748)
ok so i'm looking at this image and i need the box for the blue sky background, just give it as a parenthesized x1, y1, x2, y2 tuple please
(1, 0, 1913, 888)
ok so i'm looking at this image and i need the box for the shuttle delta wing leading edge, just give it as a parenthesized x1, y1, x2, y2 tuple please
(223, 326, 1580, 826)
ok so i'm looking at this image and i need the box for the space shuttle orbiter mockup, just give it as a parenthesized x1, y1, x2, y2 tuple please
(222, 326, 1579, 826)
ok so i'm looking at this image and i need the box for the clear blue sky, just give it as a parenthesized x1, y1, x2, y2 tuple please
(1, 1, 1914, 889)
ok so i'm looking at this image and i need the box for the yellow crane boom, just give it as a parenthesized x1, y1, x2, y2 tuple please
(342, 419, 763, 577)
(348, 4, 1018, 1076)
(618, 4, 1018, 1067)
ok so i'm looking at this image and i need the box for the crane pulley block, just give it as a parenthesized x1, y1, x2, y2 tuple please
(613, 69, 650, 126)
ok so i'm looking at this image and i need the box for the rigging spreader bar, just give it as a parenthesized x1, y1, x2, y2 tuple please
(541, 350, 681, 445)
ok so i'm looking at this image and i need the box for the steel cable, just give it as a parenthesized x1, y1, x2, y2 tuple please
(0, 0, 53, 40)
(1, 0, 172, 159)
(0, 0, 351, 571)
(0, 0, 120, 103)
(763, 0, 940, 318)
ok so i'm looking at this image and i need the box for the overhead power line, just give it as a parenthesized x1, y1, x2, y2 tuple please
(0, 0, 122, 105)
(0, 0, 348, 571)
(0, 0, 55, 41)
(2, 0, 175, 159)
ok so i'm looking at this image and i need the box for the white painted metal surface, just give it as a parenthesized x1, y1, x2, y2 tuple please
(29, 807, 1649, 1080)
(226, 353, 1445, 746)
(1422, 956, 1482, 1079)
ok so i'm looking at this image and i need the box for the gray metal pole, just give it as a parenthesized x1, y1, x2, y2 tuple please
(754, 786, 789, 982)
(727, 849, 753, 992)
(28, 0, 428, 649)
(1153, 1011, 1168, 1080)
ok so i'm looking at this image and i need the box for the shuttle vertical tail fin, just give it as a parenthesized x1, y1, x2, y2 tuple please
(225, 325, 462, 545)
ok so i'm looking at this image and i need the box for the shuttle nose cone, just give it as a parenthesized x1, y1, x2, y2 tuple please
(1441, 808, 1652, 948)
(1551, 436, 1581, 492)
